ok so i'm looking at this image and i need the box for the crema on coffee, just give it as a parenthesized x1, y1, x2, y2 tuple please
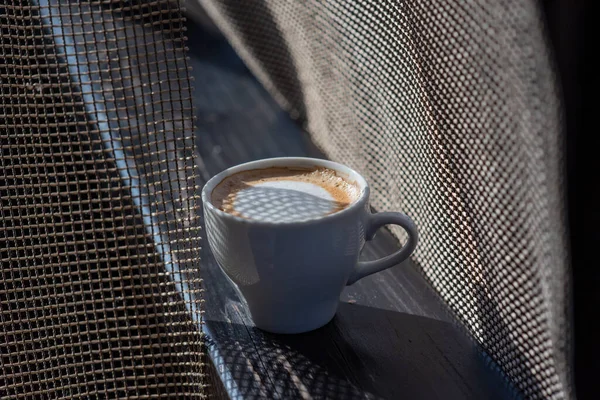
(211, 166, 360, 222)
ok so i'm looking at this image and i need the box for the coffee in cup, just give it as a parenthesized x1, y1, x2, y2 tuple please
(211, 166, 361, 222)
(202, 157, 418, 333)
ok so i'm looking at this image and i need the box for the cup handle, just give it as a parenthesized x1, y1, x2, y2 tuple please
(347, 212, 418, 285)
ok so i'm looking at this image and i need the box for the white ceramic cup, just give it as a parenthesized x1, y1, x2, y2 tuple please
(202, 157, 418, 333)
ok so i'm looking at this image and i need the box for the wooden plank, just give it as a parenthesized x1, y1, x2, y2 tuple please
(189, 19, 519, 400)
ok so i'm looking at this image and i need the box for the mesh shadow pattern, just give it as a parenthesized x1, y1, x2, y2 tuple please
(198, 1, 571, 398)
(0, 1, 204, 398)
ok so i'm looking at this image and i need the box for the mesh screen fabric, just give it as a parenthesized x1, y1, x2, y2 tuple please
(198, 1, 571, 399)
(0, 1, 205, 398)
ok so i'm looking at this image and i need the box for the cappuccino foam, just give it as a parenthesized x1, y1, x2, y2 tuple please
(211, 166, 360, 222)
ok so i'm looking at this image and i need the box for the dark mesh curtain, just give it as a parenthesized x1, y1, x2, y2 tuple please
(197, 1, 572, 399)
(0, 1, 204, 398)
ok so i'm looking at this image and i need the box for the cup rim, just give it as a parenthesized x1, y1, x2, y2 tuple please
(201, 157, 370, 226)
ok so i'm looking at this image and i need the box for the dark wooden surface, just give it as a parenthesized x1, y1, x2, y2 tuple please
(189, 20, 519, 400)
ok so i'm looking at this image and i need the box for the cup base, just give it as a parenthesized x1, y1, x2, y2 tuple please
(250, 301, 338, 334)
